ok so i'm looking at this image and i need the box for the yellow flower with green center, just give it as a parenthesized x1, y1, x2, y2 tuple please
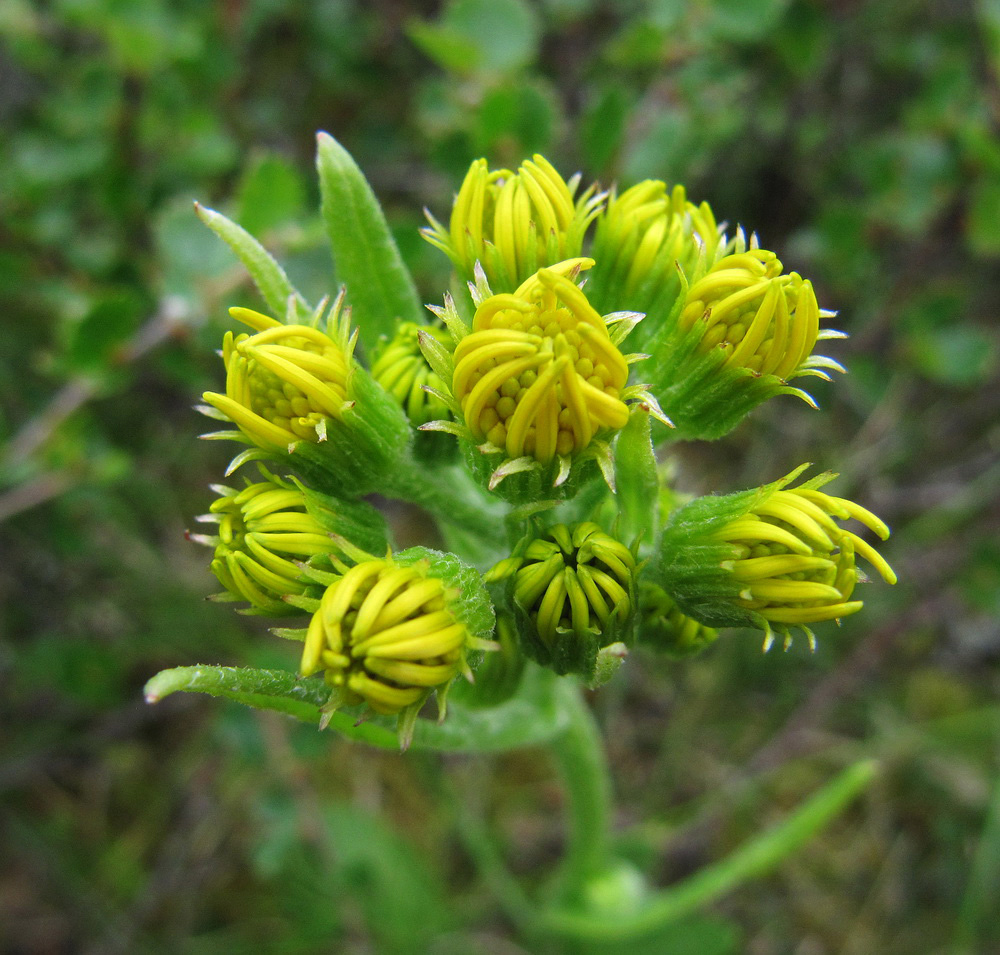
(203, 301, 354, 452)
(421, 154, 604, 292)
(678, 249, 832, 381)
(486, 522, 637, 677)
(370, 322, 451, 426)
(453, 264, 630, 464)
(298, 547, 496, 746)
(655, 467, 897, 650)
(192, 474, 340, 615)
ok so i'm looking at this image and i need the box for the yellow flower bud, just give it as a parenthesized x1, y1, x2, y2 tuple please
(370, 322, 451, 426)
(300, 557, 473, 721)
(592, 180, 720, 296)
(678, 249, 833, 381)
(487, 522, 637, 676)
(638, 584, 720, 658)
(422, 155, 604, 292)
(715, 479, 896, 648)
(203, 301, 354, 452)
(193, 474, 339, 614)
(453, 264, 629, 466)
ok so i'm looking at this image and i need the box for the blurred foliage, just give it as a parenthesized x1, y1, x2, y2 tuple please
(1, 0, 999, 952)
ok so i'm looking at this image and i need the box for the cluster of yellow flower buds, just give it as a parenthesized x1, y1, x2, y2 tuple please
(182, 143, 898, 742)
(422, 155, 603, 293)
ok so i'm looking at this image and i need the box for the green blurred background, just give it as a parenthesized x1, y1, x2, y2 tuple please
(2, 0, 999, 952)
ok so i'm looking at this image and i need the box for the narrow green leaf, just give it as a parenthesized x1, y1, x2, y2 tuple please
(195, 202, 311, 321)
(315, 132, 424, 349)
(615, 409, 659, 546)
(144, 665, 399, 748)
(144, 662, 569, 753)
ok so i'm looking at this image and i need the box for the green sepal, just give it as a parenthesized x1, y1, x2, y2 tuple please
(649, 466, 808, 629)
(280, 365, 414, 499)
(316, 132, 424, 350)
(459, 436, 604, 507)
(195, 202, 313, 322)
(393, 545, 497, 645)
(299, 484, 390, 555)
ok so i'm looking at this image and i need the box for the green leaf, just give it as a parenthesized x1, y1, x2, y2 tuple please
(909, 323, 998, 388)
(315, 132, 424, 350)
(195, 202, 311, 321)
(144, 662, 570, 752)
(407, 20, 479, 73)
(614, 409, 658, 546)
(64, 289, 145, 374)
(967, 174, 1000, 256)
(235, 153, 307, 237)
(143, 665, 399, 746)
(475, 80, 558, 157)
(706, 0, 791, 42)
(408, 0, 541, 76)
(582, 83, 632, 174)
(325, 805, 452, 954)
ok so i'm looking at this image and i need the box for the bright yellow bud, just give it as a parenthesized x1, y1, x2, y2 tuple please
(453, 265, 629, 466)
(422, 155, 603, 292)
(203, 302, 354, 452)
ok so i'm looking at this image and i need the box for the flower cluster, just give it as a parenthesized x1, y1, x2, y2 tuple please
(177, 139, 897, 745)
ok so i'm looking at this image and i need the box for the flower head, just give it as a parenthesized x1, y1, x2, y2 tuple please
(638, 244, 847, 440)
(455, 265, 630, 462)
(299, 547, 495, 747)
(419, 260, 661, 500)
(202, 300, 355, 453)
(586, 180, 722, 336)
(655, 467, 897, 649)
(638, 584, 720, 658)
(486, 522, 637, 677)
(191, 472, 340, 615)
(370, 321, 451, 427)
(678, 250, 825, 380)
(422, 155, 604, 292)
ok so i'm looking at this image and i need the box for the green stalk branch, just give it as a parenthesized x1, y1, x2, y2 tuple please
(549, 679, 614, 903)
(541, 759, 878, 941)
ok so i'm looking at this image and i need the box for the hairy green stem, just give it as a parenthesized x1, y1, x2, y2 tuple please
(549, 679, 614, 903)
(385, 459, 507, 546)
